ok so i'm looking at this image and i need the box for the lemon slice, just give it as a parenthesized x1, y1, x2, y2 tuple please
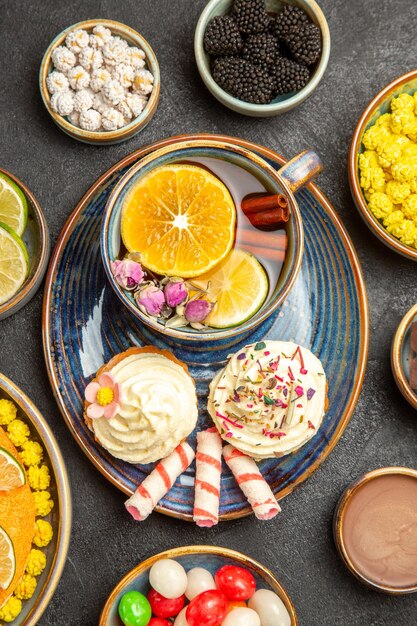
(0, 447, 26, 491)
(0, 222, 29, 306)
(0, 173, 28, 237)
(192, 249, 269, 328)
(0, 527, 15, 590)
(121, 164, 236, 277)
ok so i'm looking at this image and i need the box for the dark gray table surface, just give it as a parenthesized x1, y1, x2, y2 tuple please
(1, 0, 417, 624)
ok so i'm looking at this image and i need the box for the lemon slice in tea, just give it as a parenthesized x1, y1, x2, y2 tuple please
(0, 222, 29, 306)
(0, 447, 26, 491)
(121, 164, 236, 277)
(0, 173, 28, 237)
(192, 249, 269, 328)
(0, 527, 15, 590)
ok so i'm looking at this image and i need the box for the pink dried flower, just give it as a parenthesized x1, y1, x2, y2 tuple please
(184, 299, 214, 323)
(135, 284, 165, 317)
(111, 259, 144, 290)
(164, 279, 188, 307)
(84, 372, 122, 420)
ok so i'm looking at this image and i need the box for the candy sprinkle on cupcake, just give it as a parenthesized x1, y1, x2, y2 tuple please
(204, 0, 322, 104)
(46, 24, 154, 132)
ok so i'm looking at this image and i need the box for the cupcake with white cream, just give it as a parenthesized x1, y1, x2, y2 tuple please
(208, 340, 327, 460)
(84, 346, 198, 464)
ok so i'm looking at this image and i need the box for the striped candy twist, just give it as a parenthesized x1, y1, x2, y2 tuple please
(223, 444, 281, 520)
(125, 442, 195, 521)
(193, 428, 223, 527)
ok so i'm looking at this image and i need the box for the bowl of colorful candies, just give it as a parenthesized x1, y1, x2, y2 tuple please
(99, 546, 297, 626)
(195, 0, 330, 116)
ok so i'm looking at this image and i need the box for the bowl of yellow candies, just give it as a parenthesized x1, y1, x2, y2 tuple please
(349, 70, 417, 261)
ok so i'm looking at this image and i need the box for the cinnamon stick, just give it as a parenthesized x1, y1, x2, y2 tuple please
(239, 243, 285, 263)
(238, 228, 287, 250)
(249, 208, 290, 228)
(242, 193, 288, 215)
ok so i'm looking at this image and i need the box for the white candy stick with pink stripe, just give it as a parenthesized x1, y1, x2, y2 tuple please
(193, 427, 223, 528)
(125, 442, 195, 521)
(223, 444, 281, 520)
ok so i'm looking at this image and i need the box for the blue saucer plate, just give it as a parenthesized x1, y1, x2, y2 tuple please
(42, 134, 369, 521)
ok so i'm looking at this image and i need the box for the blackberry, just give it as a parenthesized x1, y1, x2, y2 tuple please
(232, 0, 270, 34)
(286, 23, 322, 65)
(272, 4, 309, 39)
(271, 57, 310, 94)
(242, 33, 280, 70)
(212, 56, 275, 104)
(204, 16, 244, 56)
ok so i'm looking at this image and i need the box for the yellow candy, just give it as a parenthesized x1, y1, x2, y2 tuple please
(0, 399, 17, 426)
(383, 209, 405, 228)
(20, 440, 43, 467)
(376, 135, 409, 169)
(33, 490, 54, 517)
(26, 549, 47, 577)
(33, 519, 53, 548)
(402, 194, 417, 221)
(391, 93, 415, 113)
(362, 124, 390, 151)
(386, 180, 411, 204)
(14, 574, 37, 600)
(28, 464, 51, 491)
(0, 596, 22, 622)
(7, 419, 30, 447)
(368, 192, 394, 220)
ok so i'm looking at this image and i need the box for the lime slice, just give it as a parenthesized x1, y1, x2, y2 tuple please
(0, 447, 26, 491)
(0, 527, 15, 590)
(0, 173, 28, 237)
(0, 222, 29, 306)
(192, 249, 269, 328)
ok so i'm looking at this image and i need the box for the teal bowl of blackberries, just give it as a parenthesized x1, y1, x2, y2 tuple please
(195, 0, 330, 116)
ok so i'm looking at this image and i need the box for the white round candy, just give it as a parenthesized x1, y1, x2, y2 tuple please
(68, 65, 90, 90)
(101, 107, 124, 131)
(222, 608, 261, 626)
(149, 559, 188, 599)
(51, 46, 76, 73)
(73, 88, 94, 112)
(46, 70, 69, 94)
(248, 589, 291, 626)
(185, 567, 216, 600)
(50, 90, 74, 116)
(79, 109, 102, 131)
(173, 607, 189, 626)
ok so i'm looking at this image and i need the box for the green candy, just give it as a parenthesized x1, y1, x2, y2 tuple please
(118, 591, 151, 626)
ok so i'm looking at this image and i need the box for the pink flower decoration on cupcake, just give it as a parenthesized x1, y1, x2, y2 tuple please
(84, 372, 122, 419)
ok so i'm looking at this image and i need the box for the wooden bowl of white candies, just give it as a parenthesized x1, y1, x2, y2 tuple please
(39, 19, 160, 145)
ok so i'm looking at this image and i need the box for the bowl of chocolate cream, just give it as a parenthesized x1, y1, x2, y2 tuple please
(334, 467, 417, 594)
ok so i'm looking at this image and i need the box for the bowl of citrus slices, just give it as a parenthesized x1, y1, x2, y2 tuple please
(0, 169, 49, 320)
(101, 137, 309, 344)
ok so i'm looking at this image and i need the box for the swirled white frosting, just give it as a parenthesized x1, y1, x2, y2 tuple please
(91, 352, 198, 464)
(208, 341, 326, 460)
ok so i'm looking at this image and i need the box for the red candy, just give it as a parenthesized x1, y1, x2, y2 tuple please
(147, 589, 185, 618)
(186, 589, 228, 626)
(215, 566, 256, 601)
(149, 620, 171, 626)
